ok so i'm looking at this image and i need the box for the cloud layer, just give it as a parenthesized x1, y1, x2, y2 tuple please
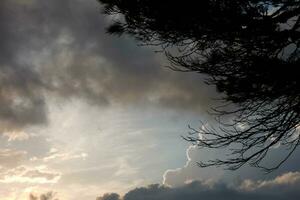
(97, 171, 300, 200)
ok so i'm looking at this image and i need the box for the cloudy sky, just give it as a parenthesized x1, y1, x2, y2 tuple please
(0, 0, 300, 199)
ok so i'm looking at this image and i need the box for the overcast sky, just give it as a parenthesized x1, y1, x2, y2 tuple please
(0, 0, 300, 200)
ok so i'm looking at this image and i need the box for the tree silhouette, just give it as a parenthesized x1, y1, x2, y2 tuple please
(99, 0, 300, 172)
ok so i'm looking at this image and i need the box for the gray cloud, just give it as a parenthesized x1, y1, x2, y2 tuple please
(0, 0, 48, 131)
(97, 171, 300, 200)
(0, 0, 217, 135)
(97, 193, 121, 200)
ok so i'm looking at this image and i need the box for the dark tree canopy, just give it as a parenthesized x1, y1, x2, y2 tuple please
(99, 0, 300, 172)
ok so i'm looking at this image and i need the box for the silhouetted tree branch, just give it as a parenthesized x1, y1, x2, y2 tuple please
(99, 0, 300, 172)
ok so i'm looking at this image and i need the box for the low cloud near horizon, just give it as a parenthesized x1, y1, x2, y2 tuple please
(30, 170, 300, 200)
(97, 170, 300, 200)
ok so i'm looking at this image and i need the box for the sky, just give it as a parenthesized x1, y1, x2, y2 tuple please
(0, 0, 300, 199)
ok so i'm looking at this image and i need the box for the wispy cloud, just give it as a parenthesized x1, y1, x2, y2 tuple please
(0, 165, 61, 184)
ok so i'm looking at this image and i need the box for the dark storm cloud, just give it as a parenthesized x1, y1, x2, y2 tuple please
(0, 0, 217, 132)
(97, 171, 300, 200)
(0, 1, 48, 130)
